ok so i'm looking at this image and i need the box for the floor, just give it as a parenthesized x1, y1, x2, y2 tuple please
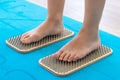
(28, 0, 120, 37)
(0, 1, 120, 80)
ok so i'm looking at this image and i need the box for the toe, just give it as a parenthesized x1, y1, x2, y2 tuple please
(21, 32, 29, 38)
(79, 53, 86, 59)
(63, 53, 71, 61)
(59, 52, 67, 60)
(22, 35, 34, 44)
(68, 53, 75, 62)
(53, 50, 63, 59)
(21, 33, 29, 41)
(73, 55, 80, 61)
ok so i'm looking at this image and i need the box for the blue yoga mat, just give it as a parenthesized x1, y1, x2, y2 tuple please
(0, 0, 120, 80)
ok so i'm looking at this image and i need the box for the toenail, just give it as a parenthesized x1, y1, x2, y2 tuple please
(63, 59, 67, 61)
(59, 58, 63, 60)
(67, 60, 71, 62)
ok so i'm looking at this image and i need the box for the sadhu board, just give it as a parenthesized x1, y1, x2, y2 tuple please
(39, 45, 112, 76)
(6, 28, 74, 53)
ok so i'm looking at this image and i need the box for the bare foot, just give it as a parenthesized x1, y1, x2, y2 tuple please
(53, 30, 101, 62)
(21, 20, 64, 44)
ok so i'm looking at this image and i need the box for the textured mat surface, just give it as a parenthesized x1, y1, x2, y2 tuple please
(0, 0, 120, 80)
(40, 45, 112, 76)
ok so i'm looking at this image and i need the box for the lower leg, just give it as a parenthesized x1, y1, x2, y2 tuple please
(54, 0, 106, 62)
(47, 0, 65, 22)
(21, 0, 65, 44)
(80, 0, 106, 37)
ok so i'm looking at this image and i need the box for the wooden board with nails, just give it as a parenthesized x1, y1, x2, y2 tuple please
(6, 28, 74, 53)
(39, 45, 112, 76)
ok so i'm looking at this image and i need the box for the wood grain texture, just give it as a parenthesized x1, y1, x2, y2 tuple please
(28, 0, 120, 37)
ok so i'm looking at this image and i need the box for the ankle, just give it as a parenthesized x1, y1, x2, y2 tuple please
(78, 28, 99, 40)
(45, 18, 64, 29)
(47, 16, 63, 24)
(80, 25, 99, 35)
